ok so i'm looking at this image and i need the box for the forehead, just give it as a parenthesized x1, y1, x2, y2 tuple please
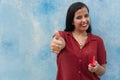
(75, 7, 88, 15)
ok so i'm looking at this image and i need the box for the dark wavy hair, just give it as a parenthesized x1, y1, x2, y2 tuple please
(64, 2, 92, 33)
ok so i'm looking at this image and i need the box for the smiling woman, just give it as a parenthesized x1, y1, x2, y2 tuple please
(50, 2, 107, 80)
(0, 0, 120, 80)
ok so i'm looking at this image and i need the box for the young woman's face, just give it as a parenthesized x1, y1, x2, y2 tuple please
(73, 7, 90, 32)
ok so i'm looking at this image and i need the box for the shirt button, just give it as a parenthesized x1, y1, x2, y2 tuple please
(79, 59, 82, 62)
(78, 71, 81, 74)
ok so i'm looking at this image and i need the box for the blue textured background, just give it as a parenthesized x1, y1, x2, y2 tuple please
(0, 0, 120, 80)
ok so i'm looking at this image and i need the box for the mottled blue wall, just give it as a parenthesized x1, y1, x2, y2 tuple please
(0, 0, 120, 80)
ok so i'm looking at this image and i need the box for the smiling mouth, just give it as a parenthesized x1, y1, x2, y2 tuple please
(81, 23, 88, 27)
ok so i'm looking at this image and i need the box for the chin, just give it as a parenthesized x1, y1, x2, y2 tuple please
(82, 27, 89, 30)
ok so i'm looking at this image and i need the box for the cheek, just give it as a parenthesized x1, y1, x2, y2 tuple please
(73, 20, 80, 25)
(87, 18, 90, 23)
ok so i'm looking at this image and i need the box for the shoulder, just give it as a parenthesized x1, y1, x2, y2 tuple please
(57, 31, 67, 38)
(58, 31, 72, 39)
(89, 33, 105, 47)
(58, 31, 71, 36)
(89, 33, 104, 42)
(58, 31, 66, 34)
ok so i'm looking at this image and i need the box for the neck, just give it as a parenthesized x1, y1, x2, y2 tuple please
(72, 31, 87, 37)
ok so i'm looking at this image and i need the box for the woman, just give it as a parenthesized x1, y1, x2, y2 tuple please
(50, 2, 107, 80)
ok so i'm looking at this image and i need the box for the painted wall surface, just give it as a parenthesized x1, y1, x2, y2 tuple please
(0, 0, 120, 80)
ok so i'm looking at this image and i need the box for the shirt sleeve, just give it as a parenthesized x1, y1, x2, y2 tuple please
(58, 31, 66, 39)
(52, 31, 65, 38)
(97, 37, 107, 65)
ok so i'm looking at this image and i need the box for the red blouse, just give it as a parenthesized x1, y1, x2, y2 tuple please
(56, 31, 107, 80)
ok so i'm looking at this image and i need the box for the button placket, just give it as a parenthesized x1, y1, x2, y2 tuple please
(78, 58, 82, 75)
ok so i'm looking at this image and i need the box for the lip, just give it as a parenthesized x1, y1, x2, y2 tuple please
(81, 23, 88, 27)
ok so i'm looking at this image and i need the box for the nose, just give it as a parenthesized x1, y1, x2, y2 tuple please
(82, 17, 86, 22)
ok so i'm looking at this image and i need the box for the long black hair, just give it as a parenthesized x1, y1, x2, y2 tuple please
(64, 2, 92, 33)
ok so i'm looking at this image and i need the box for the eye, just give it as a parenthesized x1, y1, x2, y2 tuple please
(76, 16, 82, 19)
(85, 14, 89, 18)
